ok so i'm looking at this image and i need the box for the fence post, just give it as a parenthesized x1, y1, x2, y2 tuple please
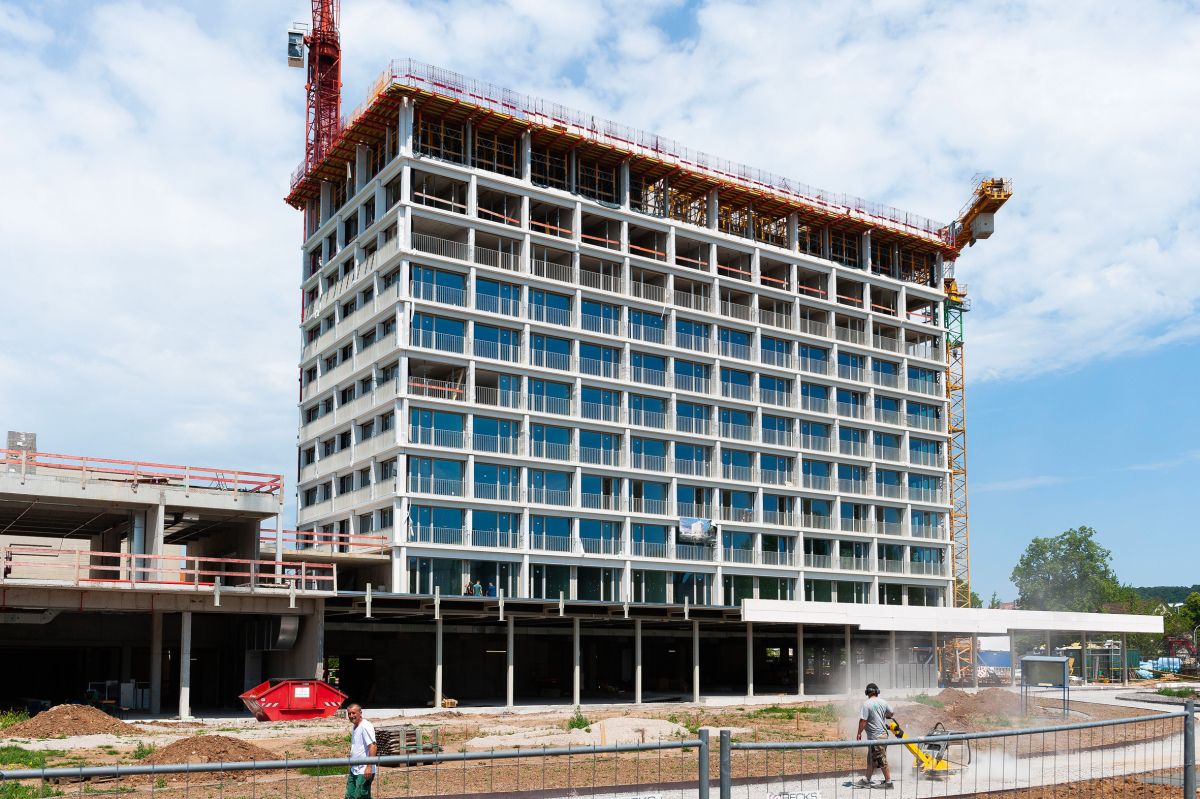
(719, 729, 730, 799)
(698, 728, 710, 799)
(1186, 699, 1195, 799)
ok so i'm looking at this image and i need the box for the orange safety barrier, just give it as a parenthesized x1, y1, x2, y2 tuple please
(530, 219, 571, 237)
(581, 232, 620, 248)
(0, 450, 282, 494)
(413, 191, 467, 212)
(477, 206, 520, 226)
(0, 546, 334, 590)
(630, 243, 666, 259)
(797, 284, 827, 298)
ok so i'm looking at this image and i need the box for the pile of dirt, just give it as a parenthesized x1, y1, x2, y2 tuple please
(896, 688, 1025, 735)
(140, 734, 279, 766)
(4, 704, 141, 738)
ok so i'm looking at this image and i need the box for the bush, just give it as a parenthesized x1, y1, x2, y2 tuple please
(566, 707, 591, 730)
(1156, 686, 1197, 698)
(133, 741, 156, 759)
(909, 693, 945, 709)
(0, 710, 29, 730)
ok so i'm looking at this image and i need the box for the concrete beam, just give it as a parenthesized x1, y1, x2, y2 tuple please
(0, 586, 325, 615)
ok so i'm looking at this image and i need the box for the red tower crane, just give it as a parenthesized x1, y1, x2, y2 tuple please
(288, 1, 342, 177)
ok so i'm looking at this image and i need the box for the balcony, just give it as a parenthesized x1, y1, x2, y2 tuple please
(760, 349, 794, 369)
(530, 349, 571, 371)
(581, 402, 621, 423)
(628, 323, 667, 345)
(675, 416, 710, 436)
(723, 547, 755, 564)
(799, 434, 832, 452)
(471, 529, 521, 549)
(877, 520, 904, 536)
(759, 308, 792, 331)
(835, 327, 868, 346)
(876, 445, 902, 462)
(631, 366, 668, 387)
(800, 357, 830, 375)
(580, 537, 621, 555)
(674, 458, 711, 477)
(802, 474, 831, 491)
(631, 452, 667, 472)
(800, 513, 832, 530)
(838, 479, 868, 495)
(529, 440, 571, 460)
(909, 378, 942, 397)
(411, 280, 467, 307)
(408, 377, 466, 401)
(581, 493, 622, 511)
(579, 447, 620, 467)
(839, 556, 871, 572)
(838, 364, 866, 382)
(721, 382, 753, 401)
(673, 291, 710, 313)
(761, 551, 795, 567)
(720, 506, 755, 523)
(473, 433, 520, 455)
(722, 464, 753, 482)
(873, 371, 900, 389)
(629, 409, 666, 429)
(412, 232, 469, 262)
(473, 483, 518, 502)
(911, 525, 948, 541)
(411, 329, 466, 354)
(798, 318, 828, 338)
(581, 313, 618, 336)
(675, 543, 714, 562)
(580, 269, 621, 293)
(474, 386, 523, 409)
(674, 374, 710, 395)
(719, 341, 753, 361)
(759, 469, 793, 487)
(875, 407, 902, 425)
(836, 402, 867, 420)
(409, 476, 466, 497)
(409, 526, 466, 546)
(297, 498, 332, 524)
(676, 503, 714, 519)
(475, 292, 520, 317)
(909, 561, 946, 577)
(527, 304, 573, 327)
(763, 510, 794, 527)
(474, 339, 521, 363)
(759, 389, 791, 408)
(761, 428, 792, 447)
(800, 395, 830, 414)
(910, 450, 943, 468)
(873, 334, 901, 353)
(909, 486, 946, 504)
(630, 281, 666, 303)
(474, 246, 522, 272)
(531, 534, 574, 553)
(880, 559, 905, 574)
(876, 482, 904, 500)
(720, 301, 753, 322)
(410, 426, 465, 449)
(632, 541, 668, 558)
(720, 422, 754, 442)
(630, 497, 669, 515)
(804, 554, 833, 569)
(840, 517, 869, 533)
(527, 394, 572, 416)
(531, 258, 574, 284)
(529, 488, 572, 506)
(839, 440, 870, 458)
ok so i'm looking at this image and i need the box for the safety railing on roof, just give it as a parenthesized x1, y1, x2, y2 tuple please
(0, 449, 283, 495)
(261, 528, 389, 554)
(292, 60, 952, 246)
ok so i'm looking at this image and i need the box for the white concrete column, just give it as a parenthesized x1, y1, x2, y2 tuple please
(1010, 630, 1018, 687)
(435, 616, 444, 708)
(635, 619, 643, 704)
(150, 611, 163, 715)
(1120, 632, 1128, 686)
(692, 618, 701, 703)
(507, 615, 515, 708)
(845, 625, 853, 695)
(572, 617, 581, 706)
(1079, 631, 1087, 685)
(746, 621, 754, 697)
(890, 630, 897, 691)
(179, 611, 193, 719)
(797, 623, 804, 697)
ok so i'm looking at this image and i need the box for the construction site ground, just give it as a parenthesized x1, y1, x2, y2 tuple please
(0, 684, 1186, 798)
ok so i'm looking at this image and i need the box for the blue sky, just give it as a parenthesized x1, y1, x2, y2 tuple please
(1, 0, 1198, 600)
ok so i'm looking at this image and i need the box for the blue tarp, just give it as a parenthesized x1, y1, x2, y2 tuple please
(978, 651, 1012, 667)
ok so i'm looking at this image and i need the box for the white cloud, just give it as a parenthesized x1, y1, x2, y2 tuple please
(973, 475, 1069, 492)
(4, 0, 1200, 524)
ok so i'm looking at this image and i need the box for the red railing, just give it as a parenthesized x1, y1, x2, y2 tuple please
(0, 450, 283, 495)
(260, 528, 389, 553)
(0, 546, 334, 592)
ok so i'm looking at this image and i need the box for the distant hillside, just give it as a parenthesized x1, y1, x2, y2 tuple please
(1135, 585, 1200, 604)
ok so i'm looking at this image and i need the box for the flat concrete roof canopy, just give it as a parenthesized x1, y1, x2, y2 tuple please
(743, 599, 1165, 635)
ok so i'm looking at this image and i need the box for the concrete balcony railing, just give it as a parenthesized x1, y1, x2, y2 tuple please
(909, 561, 947, 577)
(333, 484, 372, 511)
(297, 498, 332, 524)
(804, 553, 833, 569)
(412, 232, 470, 263)
(911, 525, 948, 541)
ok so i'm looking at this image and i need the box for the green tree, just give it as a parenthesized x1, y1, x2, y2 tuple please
(955, 579, 983, 608)
(1180, 592, 1200, 633)
(1010, 526, 1122, 612)
(988, 591, 1001, 609)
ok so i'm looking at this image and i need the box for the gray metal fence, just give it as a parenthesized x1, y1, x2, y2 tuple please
(1, 705, 1195, 799)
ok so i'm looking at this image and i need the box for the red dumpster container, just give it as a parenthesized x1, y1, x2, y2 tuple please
(239, 679, 347, 721)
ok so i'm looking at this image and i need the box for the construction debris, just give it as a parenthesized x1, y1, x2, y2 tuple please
(4, 705, 140, 738)
(139, 735, 279, 767)
(376, 725, 441, 756)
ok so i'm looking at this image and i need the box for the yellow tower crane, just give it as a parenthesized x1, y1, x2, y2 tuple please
(943, 176, 1012, 610)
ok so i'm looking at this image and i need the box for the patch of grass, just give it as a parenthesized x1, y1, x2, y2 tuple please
(0, 710, 29, 730)
(0, 746, 51, 769)
(747, 704, 840, 723)
(298, 765, 349, 777)
(133, 741, 156, 759)
(303, 732, 351, 749)
(566, 707, 590, 731)
(1, 784, 63, 799)
(909, 693, 945, 709)
(1157, 686, 1197, 698)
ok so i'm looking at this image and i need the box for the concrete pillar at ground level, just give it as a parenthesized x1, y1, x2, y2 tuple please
(179, 611, 192, 719)
(845, 626, 853, 695)
(1079, 631, 1088, 684)
(746, 622, 754, 697)
(692, 619, 700, 703)
(635, 619, 642, 704)
(506, 616, 515, 708)
(1121, 633, 1128, 686)
(435, 617, 443, 709)
(890, 631, 897, 690)
(1009, 630, 1017, 687)
(147, 500, 165, 581)
(1045, 630, 1051, 655)
(797, 624, 804, 697)
(931, 632, 938, 686)
(150, 611, 163, 715)
(291, 601, 325, 679)
(971, 634, 979, 689)
(572, 617, 581, 707)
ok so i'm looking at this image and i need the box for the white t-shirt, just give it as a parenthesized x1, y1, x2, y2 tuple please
(350, 718, 377, 776)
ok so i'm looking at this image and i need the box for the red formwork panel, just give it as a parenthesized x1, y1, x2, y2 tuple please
(239, 679, 347, 721)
